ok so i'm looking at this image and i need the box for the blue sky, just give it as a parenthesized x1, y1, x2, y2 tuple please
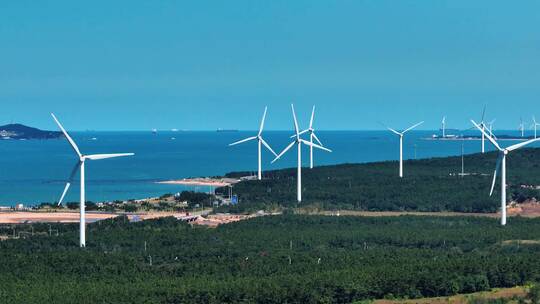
(1, 1, 539, 131)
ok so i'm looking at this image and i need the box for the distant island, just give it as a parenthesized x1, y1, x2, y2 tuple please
(216, 128, 239, 133)
(0, 124, 63, 140)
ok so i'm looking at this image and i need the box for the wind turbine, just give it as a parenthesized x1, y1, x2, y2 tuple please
(532, 116, 540, 139)
(519, 117, 525, 138)
(487, 119, 496, 138)
(471, 120, 540, 226)
(272, 104, 331, 202)
(229, 107, 277, 180)
(386, 121, 424, 178)
(52, 113, 134, 247)
(293, 106, 326, 169)
(441, 116, 446, 138)
(477, 105, 488, 153)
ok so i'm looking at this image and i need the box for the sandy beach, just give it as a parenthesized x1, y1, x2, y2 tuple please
(156, 177, 240, 187)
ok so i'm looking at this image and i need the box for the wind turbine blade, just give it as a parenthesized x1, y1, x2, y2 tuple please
(309, 106, 315, 129)
(291, 130, 309, 138)
(506, 137, 540, 152)
(67, 161, 81, 181)
(488, 126, 497, 140)
(272, 141, 295, 163)
(403, 121, 424, 134)
(291, 104, 300, 135)
(387, 127, 401, 136)
(379, 121, 400, 136)
(471, 120, 502, 151)
(51, 113, 82, 158)
(58, 182, 71, 206)
(490, 155, 502, 196)
(481, 104, 486, 122)
(300, 139, 332, 152)
(260, 137, 278, 157)
(229, 136, 257, 146)
(258, 106, 267, 136)
(85, 153, 134, 160)
(58, 161, 81, 205)
(312, 132, 323, 146)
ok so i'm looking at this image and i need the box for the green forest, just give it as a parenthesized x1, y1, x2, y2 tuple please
(216, 148, 540, 214)
(1, 215, 540, 303)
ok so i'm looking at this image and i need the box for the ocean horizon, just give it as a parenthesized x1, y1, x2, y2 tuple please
(1, 130, 537, 206)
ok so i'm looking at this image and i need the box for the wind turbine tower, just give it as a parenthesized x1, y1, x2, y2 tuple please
(441, 116, 446, 138)
(532, 116, 540, 139)
(519, 118, 525, 138)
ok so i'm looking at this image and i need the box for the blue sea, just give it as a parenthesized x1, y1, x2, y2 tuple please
(0, 130, 537, 206)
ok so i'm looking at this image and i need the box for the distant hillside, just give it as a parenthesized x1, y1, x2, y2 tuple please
(216, 148, 540, 214)
(0, 124, 62, 140)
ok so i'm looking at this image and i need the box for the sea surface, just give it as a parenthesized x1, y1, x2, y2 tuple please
(0, 130, 537, 206)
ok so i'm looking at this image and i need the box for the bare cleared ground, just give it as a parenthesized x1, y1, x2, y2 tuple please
(2, 202, 539, 225)
(374, 287, 528, 304)
(0, 211, 201, 224)
(508, 201, 540, 217)
(0, 211, 117, 224)
(0, 211, 254, 227)
(302, 202, 540, 219)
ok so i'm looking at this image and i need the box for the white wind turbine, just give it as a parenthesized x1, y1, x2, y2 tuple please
(519, 117, 525, 138)
(293, 106, 326, 169)
(229, 107, 277, 180)
(272, 104, 331, 202)
(478, 105, 488, 153)
(52, 113, 134, 247)
(471, 120, 540, 226)
(386, 121, 424, 178)
(441, 116, 446, 138)
(487, 119, 496, 139)
(532, 116, 540, 139)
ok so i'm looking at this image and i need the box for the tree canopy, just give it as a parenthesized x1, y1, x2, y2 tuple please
(1, 215, 540, 303)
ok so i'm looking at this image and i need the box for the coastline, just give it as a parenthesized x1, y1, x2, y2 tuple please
(156, 177, 240, 187)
